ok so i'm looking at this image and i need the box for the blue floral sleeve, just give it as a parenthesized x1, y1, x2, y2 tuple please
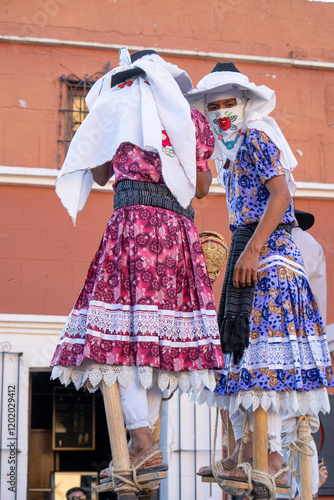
(247, 130, 285, 184)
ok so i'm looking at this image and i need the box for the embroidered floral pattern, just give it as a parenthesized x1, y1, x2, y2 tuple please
(214, 111, 238, 131)
(162, 130, 176, 158)
(223, 130, 296, 233)
(214, 129, 334, 396)
(213, 111, 242, 149)
(118, 80, 135, 89)
(218, 116, 232, 131)
(116, 77, 149, 90)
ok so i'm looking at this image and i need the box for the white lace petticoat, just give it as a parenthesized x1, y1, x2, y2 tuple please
(195, 386, 330, 416)
(51, 358, 217, 394)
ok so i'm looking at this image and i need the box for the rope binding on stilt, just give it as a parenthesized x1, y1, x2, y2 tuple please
(282, 415, 315, 500)
(210, 406, 293, 499)
(103, 448, 165, 494)
(283, 416, 314, 459)
(107, 466, 139, 494)
(211, 407, 245, 496)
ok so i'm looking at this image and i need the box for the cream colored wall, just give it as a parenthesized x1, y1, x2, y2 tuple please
(0, 315, 62, 500)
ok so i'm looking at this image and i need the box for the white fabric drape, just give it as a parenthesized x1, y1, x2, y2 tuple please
(292, 227, 327, 326)
(56, 48, 196, 223)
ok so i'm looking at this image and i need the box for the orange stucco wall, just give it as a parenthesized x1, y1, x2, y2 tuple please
(1, 0, 334, 320)
(2, 0, 334, 60)
(1, 42, 334, 183)
(2, 185, 334, 326)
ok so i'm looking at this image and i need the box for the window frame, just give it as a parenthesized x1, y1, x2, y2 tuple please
(57, 65, 110, 168)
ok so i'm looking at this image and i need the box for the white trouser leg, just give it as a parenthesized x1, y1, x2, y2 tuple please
(310, 439, 320, 495)
(119, 380, 162, 431)
(267, 409, 283, 455)
(229, 407, 282, 454)
(147, 383, 163, 431)
(229, 408, 247, 442)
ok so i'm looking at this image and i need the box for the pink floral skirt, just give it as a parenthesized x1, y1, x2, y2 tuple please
(51, 205, 224, 376)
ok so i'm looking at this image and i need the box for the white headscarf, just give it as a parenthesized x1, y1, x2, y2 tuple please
(186, 68, 297, 195)
(205, 92, 247, 162)
(56, 48, 196, 223)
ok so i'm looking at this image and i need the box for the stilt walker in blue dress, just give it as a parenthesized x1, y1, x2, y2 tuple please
(186, 62, 334, 491)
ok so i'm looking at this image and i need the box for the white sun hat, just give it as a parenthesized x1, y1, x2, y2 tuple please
(185, 62, 297, 194)
(186, 62, 276, 125)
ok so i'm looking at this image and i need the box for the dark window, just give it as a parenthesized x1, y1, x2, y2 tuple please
(58, 63, 111, 168)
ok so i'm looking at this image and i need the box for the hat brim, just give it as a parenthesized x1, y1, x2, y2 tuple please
(295, 210, 315, 231)
(185, 71, 274, 113)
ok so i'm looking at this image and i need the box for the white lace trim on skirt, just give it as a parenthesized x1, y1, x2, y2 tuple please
(195, 387, 330, 416)
(51, 358, 217, 394)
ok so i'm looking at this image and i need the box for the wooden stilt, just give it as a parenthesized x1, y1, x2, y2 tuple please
(202, 407, 288, 497)
(138, 491, 158, 500)
(227, 414, 236, 456)
(298, 416, 313, 500)
(138, 402, 163, 500)
(228, 412, 241, 500)
(253, 407, 270, 500)
(151, 402, 162, 444)
(102, 381, 138, 500)
(253, 407, 268, 473)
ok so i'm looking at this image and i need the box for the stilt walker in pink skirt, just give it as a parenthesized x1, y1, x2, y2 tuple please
(50, 48, 224, 495)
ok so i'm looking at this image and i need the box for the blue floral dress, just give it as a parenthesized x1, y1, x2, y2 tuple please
(210, 129, 334, 413)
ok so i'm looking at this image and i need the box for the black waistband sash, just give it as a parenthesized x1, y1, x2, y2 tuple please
(113, 179, 195, 222)
(217, 222, 291, 365)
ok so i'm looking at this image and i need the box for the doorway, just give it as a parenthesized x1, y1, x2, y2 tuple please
(28, 371, 116, 500)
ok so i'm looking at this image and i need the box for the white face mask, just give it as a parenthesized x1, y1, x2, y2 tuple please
(207, 100, 246, 162)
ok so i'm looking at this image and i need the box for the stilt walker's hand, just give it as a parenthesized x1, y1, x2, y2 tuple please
(233, 246, 259, 288)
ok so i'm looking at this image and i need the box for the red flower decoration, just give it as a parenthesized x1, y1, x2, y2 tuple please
(118, 80, 134, 88)
(162, 130, 172, 147)
(218, 117, 231, 131)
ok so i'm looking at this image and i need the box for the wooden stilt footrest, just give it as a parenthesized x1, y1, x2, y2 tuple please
(200, 476, 289, 495)
(139, 492, 158, 500)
